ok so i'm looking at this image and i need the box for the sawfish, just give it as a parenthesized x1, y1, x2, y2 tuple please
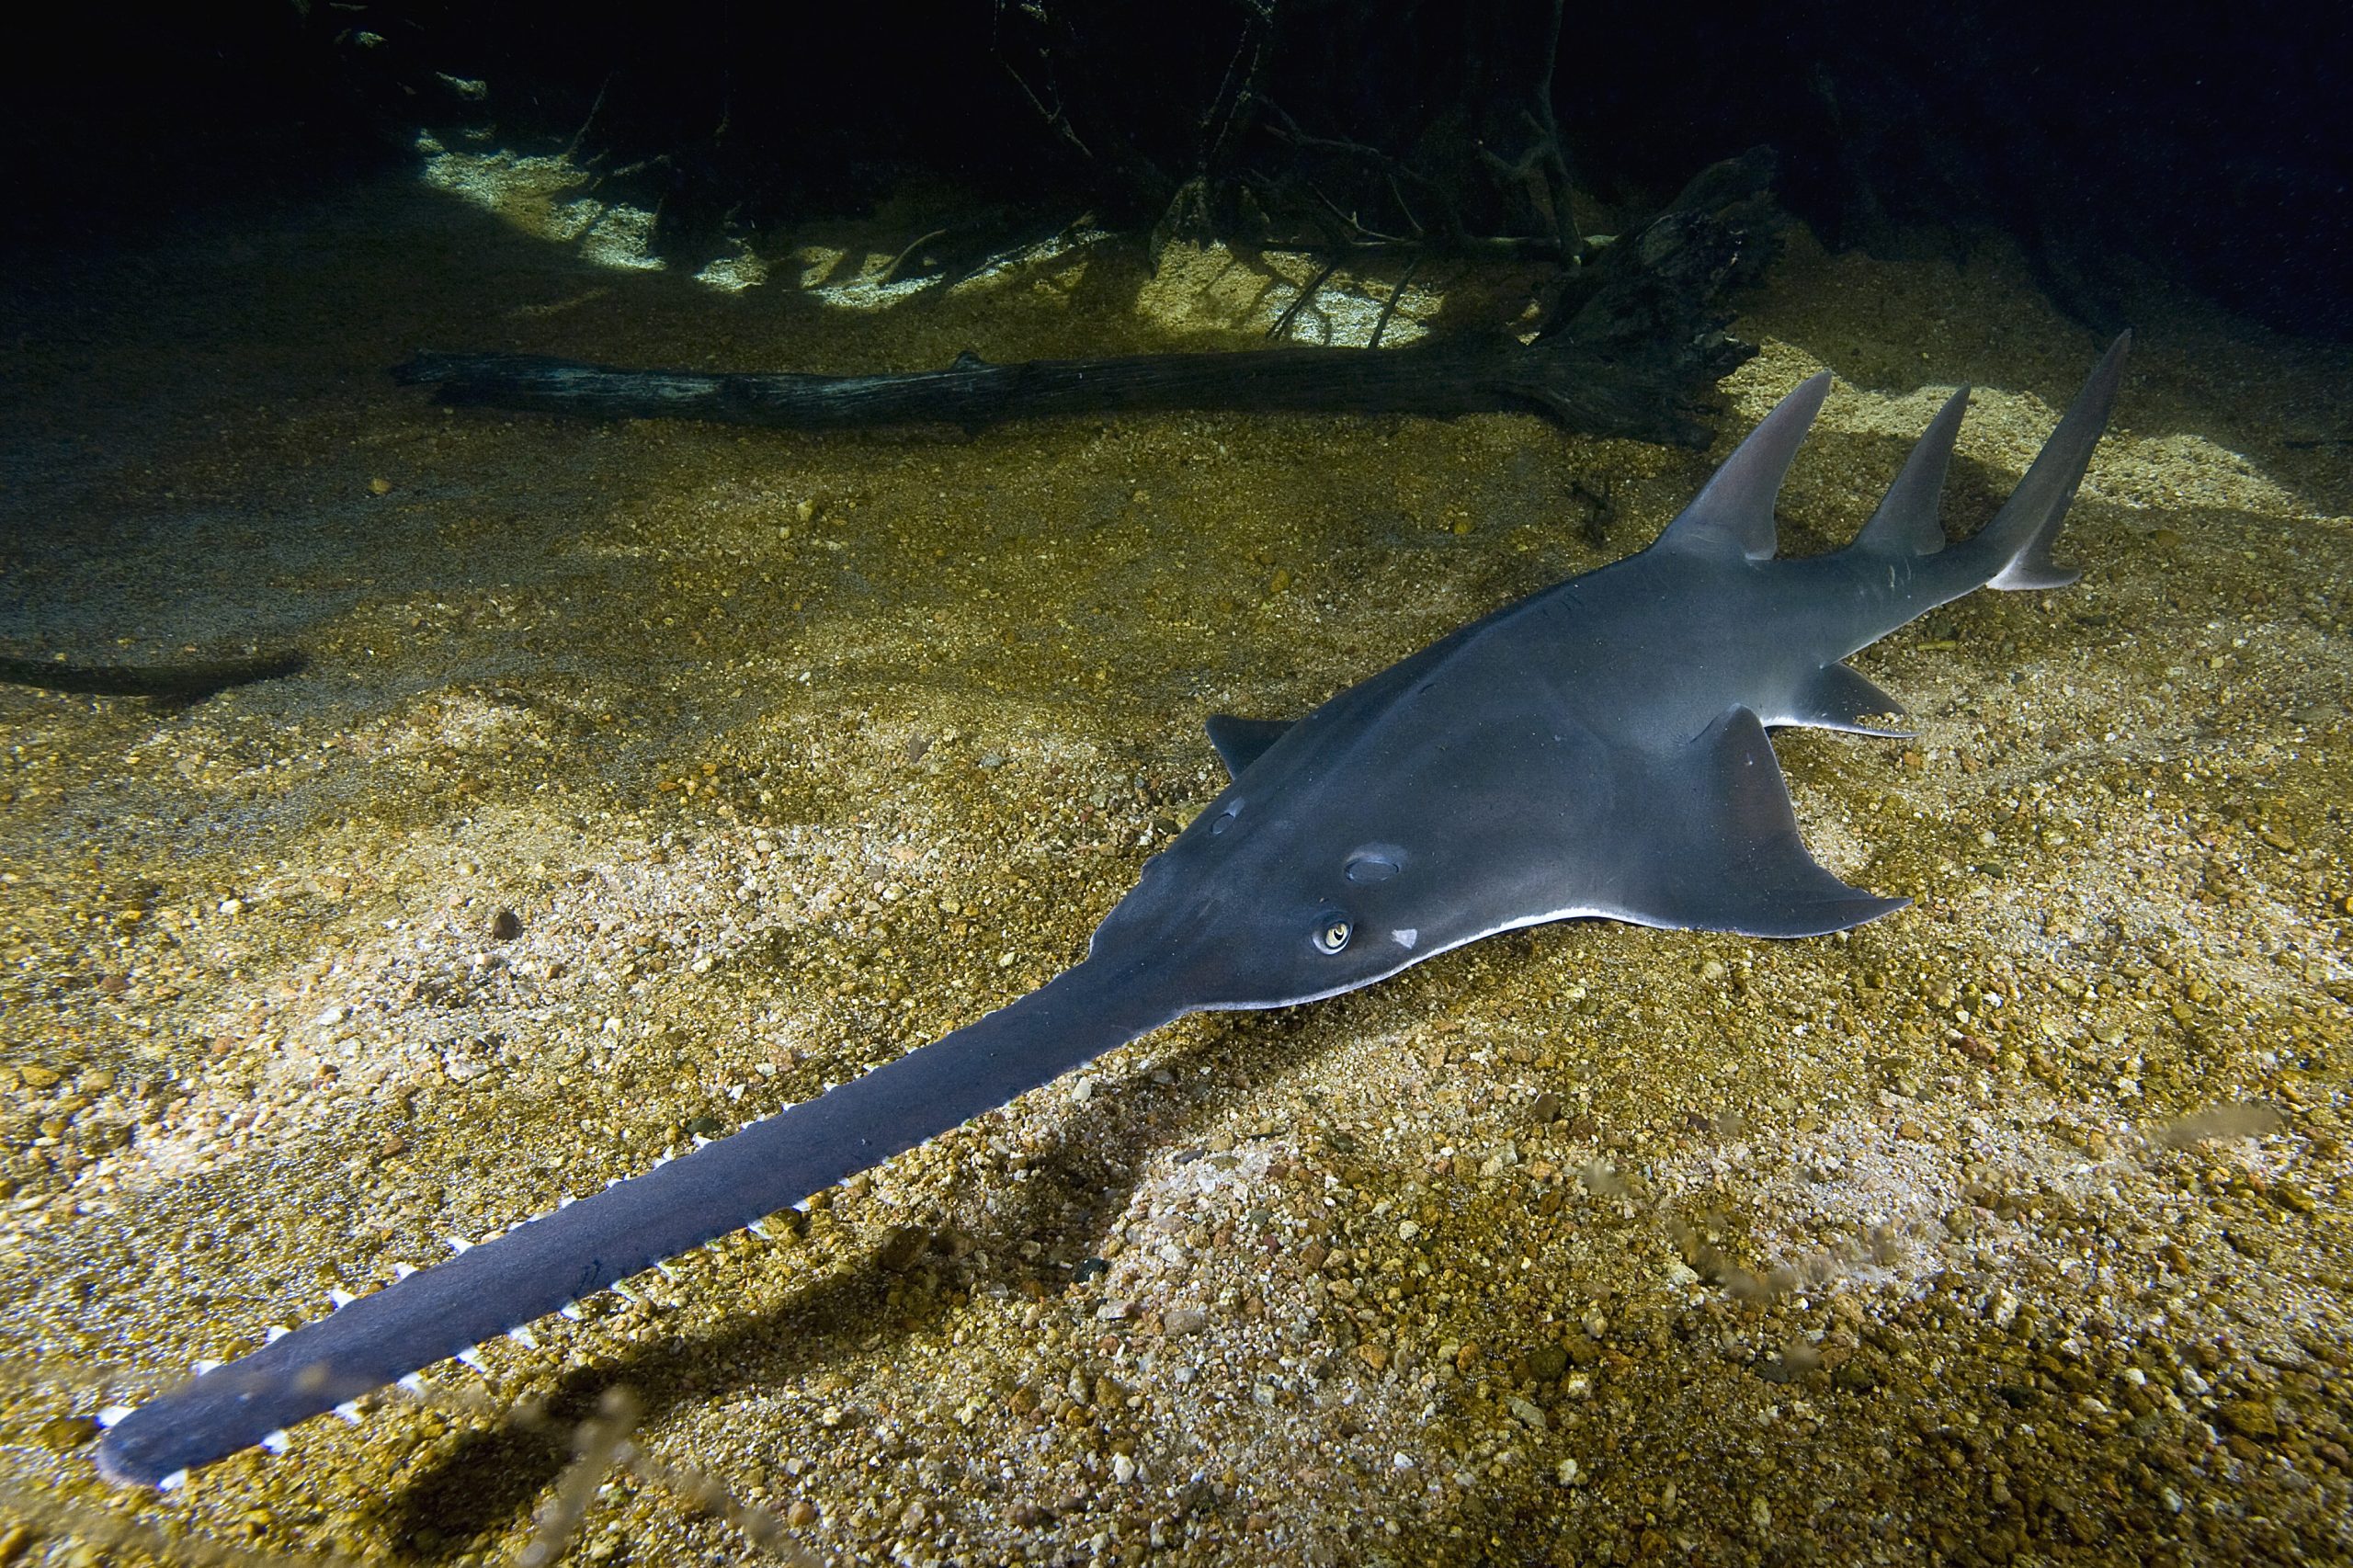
(97, 335, 2129, 1486)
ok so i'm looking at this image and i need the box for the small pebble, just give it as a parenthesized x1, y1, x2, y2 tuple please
(35, 1415, 97, 1452)
(2219, 1399, 2278, 1439)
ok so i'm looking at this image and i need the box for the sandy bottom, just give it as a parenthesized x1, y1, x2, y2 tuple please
(0, 179, 2348, 1567)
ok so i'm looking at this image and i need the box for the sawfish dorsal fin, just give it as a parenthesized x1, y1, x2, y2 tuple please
(1653, 372, 1833, 562)
(1603, 706, 1907, 937)
(1204, 714, 1293, 778)
(1851, 386, 1968, 557)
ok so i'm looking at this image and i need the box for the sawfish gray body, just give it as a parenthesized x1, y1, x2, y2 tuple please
(97, 335, 2129, 1486)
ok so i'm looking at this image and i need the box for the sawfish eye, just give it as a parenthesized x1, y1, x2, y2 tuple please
(1314, 917, 1352, 953)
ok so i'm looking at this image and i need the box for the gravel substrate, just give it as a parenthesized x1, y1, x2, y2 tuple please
(1, 182, 2347, 1566)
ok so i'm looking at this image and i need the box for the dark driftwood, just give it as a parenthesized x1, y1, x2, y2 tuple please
(0, 649, 306, 703)
(398, 150, 1779, 448)
(403, 336, 1718, 444)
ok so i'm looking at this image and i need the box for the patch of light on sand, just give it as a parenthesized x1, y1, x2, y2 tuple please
(1804, 363, 2341, 524)
(415, 131, 665, 272)
(412, 137, 1163, 317)
(947, 226, 1115, 296)
(567, 201, 661, 273)
(2086, 433, 2341, 521)
(1138, 241, 1438, 347)
(786, 227, 1117, 313)
(791, 245, 941, 312)
(694, 244, 771, 293)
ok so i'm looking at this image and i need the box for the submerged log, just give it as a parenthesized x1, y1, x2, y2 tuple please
(398, 150, 1779, 448)
(404, 334, 1720, 445)
(0, 648, 305, 704)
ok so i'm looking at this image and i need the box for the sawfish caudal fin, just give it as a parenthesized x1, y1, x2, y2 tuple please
(1601, 707, 1907, 937)
(1979, 332, 2131, 590)
(1653, 372, 1834, 562)
(95, 958, 1188, 1487)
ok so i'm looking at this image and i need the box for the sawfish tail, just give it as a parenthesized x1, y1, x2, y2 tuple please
(1832, 332, 2128, 641)
(96, 956, 1189, 1487)
(1972, 331, 2131, 591)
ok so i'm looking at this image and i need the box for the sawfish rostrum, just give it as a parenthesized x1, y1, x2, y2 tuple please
(97, 335, 2129, 1485)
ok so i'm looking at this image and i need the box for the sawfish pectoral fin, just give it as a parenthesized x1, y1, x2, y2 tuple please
(1601, 707, 1907, 937)
(1777, 662, 1913, 738)
(1204, 714, 1295, 778)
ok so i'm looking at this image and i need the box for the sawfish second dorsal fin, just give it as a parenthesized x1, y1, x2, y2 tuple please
(1851, 385, 1968, 557)
(1205, 714, 1293, 778)
(1654, 371, 1833, 562)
